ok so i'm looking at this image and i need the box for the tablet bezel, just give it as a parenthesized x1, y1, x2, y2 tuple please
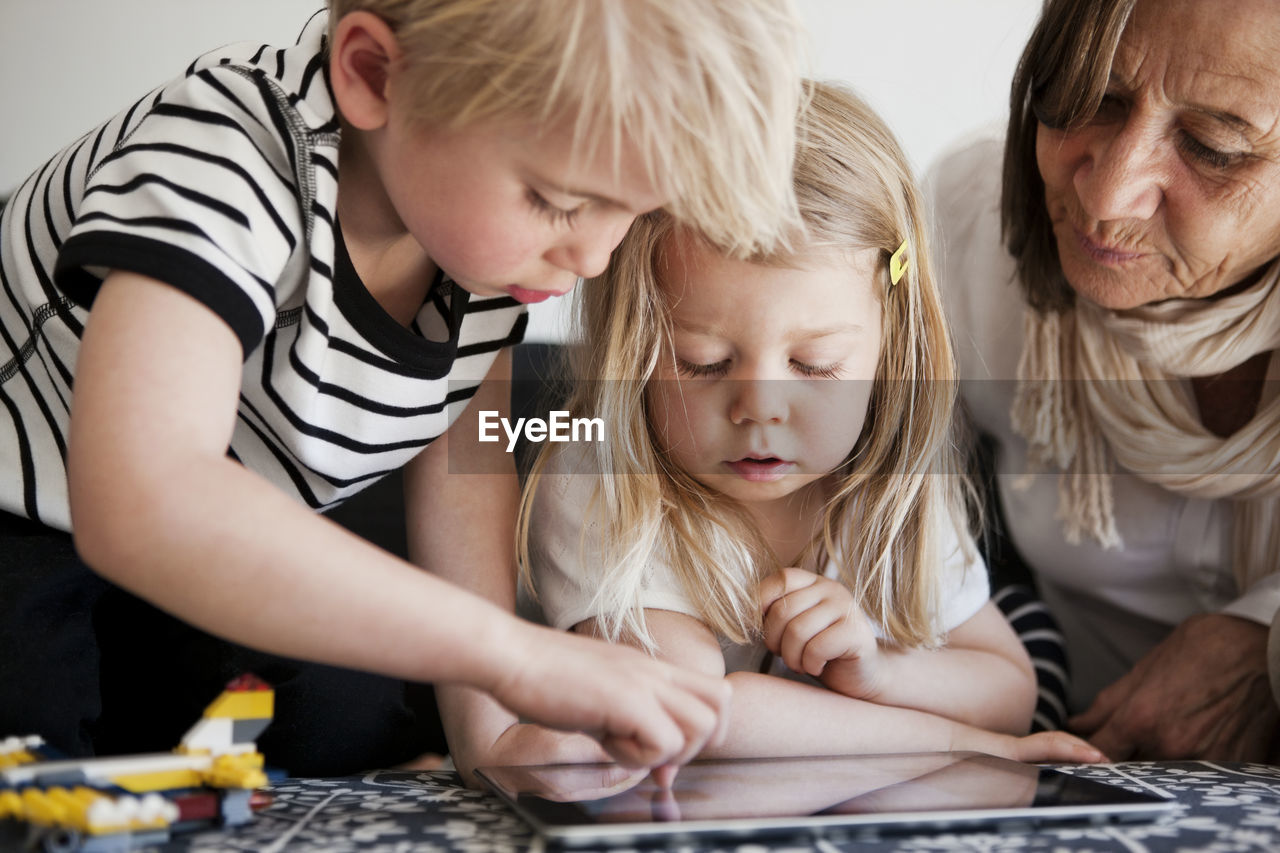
(476, 751, 1176, 848)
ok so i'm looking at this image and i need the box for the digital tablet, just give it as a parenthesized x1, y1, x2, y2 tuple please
(476, 752, 1175, 847)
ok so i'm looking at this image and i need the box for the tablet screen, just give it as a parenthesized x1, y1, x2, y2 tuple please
(477, 752, 1173, 846)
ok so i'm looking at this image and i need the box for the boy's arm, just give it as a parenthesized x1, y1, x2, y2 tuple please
(68, 271, 521, 682)
(69, 271, 727, 774)
(402, 351, 521, 784)
(822, 601, 1038, 734)
(403, 351, 600, 784)
(406, 351, 730, 784)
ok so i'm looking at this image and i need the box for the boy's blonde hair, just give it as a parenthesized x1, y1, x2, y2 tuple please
(519, 81, 973, 651)
(328, 0, 807, 254)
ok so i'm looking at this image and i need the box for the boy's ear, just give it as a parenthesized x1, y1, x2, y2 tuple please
(329, 11, 401, 131)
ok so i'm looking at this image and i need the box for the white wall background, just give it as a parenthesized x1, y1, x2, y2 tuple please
(0, 1, 1039, 341)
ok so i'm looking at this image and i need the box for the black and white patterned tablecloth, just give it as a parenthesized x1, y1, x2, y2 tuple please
(170, 762, 1280, 853)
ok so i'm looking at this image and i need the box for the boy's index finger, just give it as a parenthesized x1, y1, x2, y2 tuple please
(650, 763, 678, 790)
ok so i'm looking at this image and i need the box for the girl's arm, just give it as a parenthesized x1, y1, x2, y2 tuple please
(823, 601, 1036, 734)
(759, 569, 1035, 733)
(579, 609, 1100, 764)
(69, 271, 727, 776)
(715, 671, 1094, 763)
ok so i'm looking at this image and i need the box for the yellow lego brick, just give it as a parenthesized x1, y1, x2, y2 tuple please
(22, 788, 68, 825)
(205, 767, 268, 789)
(203, 690, 273, 719)
(72, 788, 106, 807)
(0, 789, 22, 819)
(233, 752, 263, 769)
(72, 787, 111, 831)
(47, 787, 91, 832)
(0, 750, 34, 769)
(203, 753, 268, 789)
(110, 768, 204, 793)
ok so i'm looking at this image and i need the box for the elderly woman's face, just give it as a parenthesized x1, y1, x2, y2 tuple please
(1035, 0, 1280, 310)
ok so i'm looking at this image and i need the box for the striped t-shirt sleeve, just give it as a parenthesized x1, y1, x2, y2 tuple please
(55, 65, 306, 357)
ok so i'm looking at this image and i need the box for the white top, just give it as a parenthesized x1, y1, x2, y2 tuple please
(928, 136, 1280, 710)
(528, 445, 990, 682)
(0, 11, 526, 528)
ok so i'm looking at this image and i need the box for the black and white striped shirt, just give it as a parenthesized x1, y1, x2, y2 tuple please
(0, 11, 527, 530)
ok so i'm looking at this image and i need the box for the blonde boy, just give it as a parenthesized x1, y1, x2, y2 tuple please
(0, 0, 805, 782)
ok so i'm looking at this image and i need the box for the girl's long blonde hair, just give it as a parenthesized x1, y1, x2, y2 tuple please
(519, 81, 971, 651)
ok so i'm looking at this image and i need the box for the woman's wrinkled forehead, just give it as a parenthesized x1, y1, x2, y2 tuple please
(1114, 0, 1280, 139)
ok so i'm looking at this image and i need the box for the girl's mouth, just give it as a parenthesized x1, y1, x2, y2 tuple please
(726, 457, 792, 482)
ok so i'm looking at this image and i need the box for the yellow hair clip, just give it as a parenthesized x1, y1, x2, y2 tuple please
(889, 240, 909, 286)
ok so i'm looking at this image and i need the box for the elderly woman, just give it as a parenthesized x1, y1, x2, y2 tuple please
(932, 0, 1280, 761)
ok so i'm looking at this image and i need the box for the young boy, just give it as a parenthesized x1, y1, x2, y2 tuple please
(0, 0, 807, 782)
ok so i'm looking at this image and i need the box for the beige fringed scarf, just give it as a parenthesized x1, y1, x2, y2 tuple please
(1011, 259, 1280, 591)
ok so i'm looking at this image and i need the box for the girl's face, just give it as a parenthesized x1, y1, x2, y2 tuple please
(646, 231, 883, 511)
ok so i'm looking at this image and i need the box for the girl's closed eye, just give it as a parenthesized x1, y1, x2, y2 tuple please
(525, 187, 583, 227)
(673, 357, 845, 380)
(675, 357, 730, 379)
(790, 359, 843, 379)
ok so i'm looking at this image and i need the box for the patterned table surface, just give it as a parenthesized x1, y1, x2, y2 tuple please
(165, 761, 1280, 853)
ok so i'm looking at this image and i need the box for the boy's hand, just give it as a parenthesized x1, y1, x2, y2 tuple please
(489, 624, 730, 770)
(758, 568, 882, 698)
(484, 723, 611, 769)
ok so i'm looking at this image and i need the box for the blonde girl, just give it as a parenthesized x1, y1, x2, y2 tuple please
(518, 82, 1104, 764)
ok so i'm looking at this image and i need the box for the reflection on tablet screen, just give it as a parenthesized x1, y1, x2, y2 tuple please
(477, 751, 1175, 846)
(514, 753, 1034, 822)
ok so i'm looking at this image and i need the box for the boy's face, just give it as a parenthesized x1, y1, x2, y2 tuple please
(646, 232, 883, 512)
(373, 112, 667, 303)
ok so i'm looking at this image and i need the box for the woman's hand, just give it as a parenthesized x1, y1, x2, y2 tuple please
(1069, 613, 1277, 761)
(758, 567, 882, 699)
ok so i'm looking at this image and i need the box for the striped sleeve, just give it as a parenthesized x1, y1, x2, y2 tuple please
(54, 65, 307, 357)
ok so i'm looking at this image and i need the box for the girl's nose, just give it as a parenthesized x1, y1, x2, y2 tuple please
(729, 379, 788, 425)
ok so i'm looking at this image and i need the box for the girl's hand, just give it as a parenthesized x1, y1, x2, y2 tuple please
(966, 728, 1109, 764)
(758, 568, 882, 698)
